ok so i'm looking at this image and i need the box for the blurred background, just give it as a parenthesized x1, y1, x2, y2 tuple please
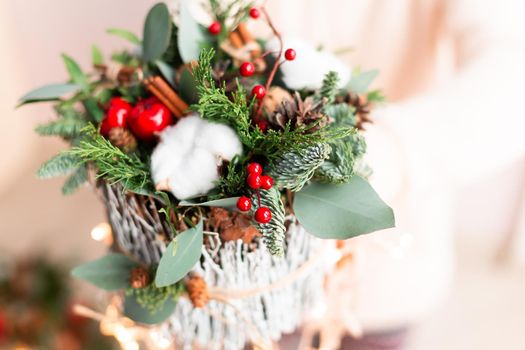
(1, 0, 525, 349)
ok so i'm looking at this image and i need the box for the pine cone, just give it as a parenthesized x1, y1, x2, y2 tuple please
(270, 92, 328, 133)
(262, 87, 293, 116)
(130, 267, 150, 289)
(186, 275, 209, 308)
(117, 66, 136, 85)
(108, 127, 137, 153)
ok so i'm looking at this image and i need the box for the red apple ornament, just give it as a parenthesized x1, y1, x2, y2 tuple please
(129, 97, 173, 142)
(100, 97, 132, 137)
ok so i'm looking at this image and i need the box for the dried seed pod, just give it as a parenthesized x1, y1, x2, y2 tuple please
(130, 266, 150, 289)
(108, 127, 137, 153)
(186, 275, 209, 308)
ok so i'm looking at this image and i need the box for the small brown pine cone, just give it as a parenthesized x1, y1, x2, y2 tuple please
(108, 127, 137, 153)
(130, 267, 150, 289)
(186, 275, 209, 308)
(117, 66, 136, 85)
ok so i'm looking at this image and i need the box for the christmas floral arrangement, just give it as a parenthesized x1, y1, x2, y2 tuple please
(21, 1, 394, 348)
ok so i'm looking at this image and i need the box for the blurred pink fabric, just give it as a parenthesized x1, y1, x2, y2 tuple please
(2, 0, 525, 336)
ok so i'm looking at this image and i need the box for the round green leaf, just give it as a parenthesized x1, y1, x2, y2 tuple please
(124, 294, 176, 325)
(142, 3, 172, 62)
(293, 176, 395, 239)
(155, 220, 203, 287)
(71, 253, 138, 291)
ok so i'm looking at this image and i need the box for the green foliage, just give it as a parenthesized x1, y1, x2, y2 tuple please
(346, 69, 379, 94)
(18, 83, 80, 106)
(35, 109, 87, 138)
(318, 71, 340, 104)
(213, 157, 247, 197)
(252, 187, 286, 256)
(71, 253, 138, 291)
(125, 282, 183, 316)
(192, 48, 353, 159)
(293, 176, 395, 239)
(69, 125, 153, 193)
(62, 54, 89, 91)
(37, 153, 79, 179)
(62, 165, 88, 195)
(268, 143, 331, 191)
(142, 3, 172, 62)
(155, 220, 203, 287)
(107, 28, 141, 45)
(367, 89, 386, 103)
(324, 103, 357, 128)
(91, 45, 104, 65)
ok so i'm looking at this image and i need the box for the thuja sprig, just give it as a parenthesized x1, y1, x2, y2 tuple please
(68, 124, 154, 193)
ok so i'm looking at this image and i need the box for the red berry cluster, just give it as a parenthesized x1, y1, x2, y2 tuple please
(100, 97, 173, 142)
(236, 162, 274, 224)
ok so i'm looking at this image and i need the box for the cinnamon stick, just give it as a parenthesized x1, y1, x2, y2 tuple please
(144, 78, 183, 118)
(151, 76, 189, 115)
(228, 31, 243, 49)
(237, 23, 261, 57)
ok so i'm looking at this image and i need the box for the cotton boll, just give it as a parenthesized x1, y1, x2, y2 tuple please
(266, 36, 351, 90)
(150, 114, 243, 200)
(196, 121, 243, 160)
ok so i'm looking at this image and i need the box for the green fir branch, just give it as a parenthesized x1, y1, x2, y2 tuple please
(35, 114, 87, 138)
(37, 153, 80, 179)
(69, 124, 153, 193)
(62, 165, 88, 195)
(318, 71, 340, 104)
(251, 187, 286, 256)
(268, 143, 331, 191)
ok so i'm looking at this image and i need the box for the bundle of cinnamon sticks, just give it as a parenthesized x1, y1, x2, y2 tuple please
(225, 23, 266, 71)
(144, 76, 189, 119)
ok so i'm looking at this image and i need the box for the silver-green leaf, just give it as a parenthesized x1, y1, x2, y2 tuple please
(293, 176, 395, 239)
(142, 3, 172, 62)
(346, 69, 379, 94)
(71, 253, 138, 291)
(178, 197, 240, 210)
(18, 83, 80, 105)
(124, 294, 176, 325)
(107, 28, 141, 45)
(155, 220, 203, 287)
(177, 0, 207, 63)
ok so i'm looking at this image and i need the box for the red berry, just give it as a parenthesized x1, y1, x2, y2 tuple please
(249, 7, 260, 19)
(251, 85, 266, 99)
(284, 48, 296, 61)
(257, 120, 268, 133)
(239, 62, 255, 77)
(260, 175, 274, 190)
(237, 196, 252, 211)
(129, 97, 173, 142)
(208, 21, 221, 35)
(255, 207, 272, 224)
(247, 162, 262, 175)
(247, 173, 262, 189)
(100, 98, 132, 137)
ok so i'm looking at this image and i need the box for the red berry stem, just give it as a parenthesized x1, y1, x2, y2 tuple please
(254, 6, 284, 121)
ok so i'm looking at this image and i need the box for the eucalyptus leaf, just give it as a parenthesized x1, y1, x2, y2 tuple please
(107, 28, 141, 45)
(293, 176, 394, 239)
(62, 54, 89, 90)
(124, 294, 176, 324)
(178, 197, 239, 210)
(91, 45, 104, 65)
(346, 69, 379, 94)
(142, 3, 172, 62)
(177, 0, 207, 63)
(71, 254, 138, 291)
(18, 83, 80, 105)
(179, 67, 199, 104)
(155, 60, 176, 86)
(155, 220, 203, 287)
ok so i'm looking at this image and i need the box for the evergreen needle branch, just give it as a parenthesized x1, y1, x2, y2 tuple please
(69, 124, 153, 192)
